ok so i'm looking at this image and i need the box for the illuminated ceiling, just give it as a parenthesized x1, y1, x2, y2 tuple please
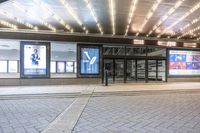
(0, 0, 200, 41)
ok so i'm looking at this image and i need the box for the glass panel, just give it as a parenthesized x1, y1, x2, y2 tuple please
(0, 61, 7, 73)
(148, 60, 156, 81)
(50, 61, 56, 73)
(74, 62, 77, 73)
(137, 60, 145, 81)
(158, 60, 166, 81)
(158, 71, 166, 81)
(104, 59, 114, 82)
(51, 42, 77, 78)
(0, 40, 20, 78)
(147, 47, 166, 57)
(126, 47, 146, 56)
(8, 61, 18, 73)
(158, 60, 166, 72)
(57, 61, 65, 73)
(115, 60, 124, 82)
(66, 62, 74, 72)
(103, 46, 125, 56)
(126, 60, 136, 81)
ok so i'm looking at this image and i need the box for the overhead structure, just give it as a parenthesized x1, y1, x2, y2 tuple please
(0, 0, 199, 41)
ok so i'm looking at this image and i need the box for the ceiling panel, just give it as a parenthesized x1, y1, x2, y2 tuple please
(0, 0, 199, 41)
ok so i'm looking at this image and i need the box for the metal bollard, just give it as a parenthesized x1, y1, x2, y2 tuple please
(105, 70, 108, 86)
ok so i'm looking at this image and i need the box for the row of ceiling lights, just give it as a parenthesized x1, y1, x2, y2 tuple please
(13, 1, 56, 31)
(33, 0, 73, 32)
(0, 0, 200, 41)
(147, 0, 185, 37)
(0, 11, 38, 30)
(136, 0, 163, 37)
(124, 0, 138, 36)
(159, 1, 200, 38)
(59, 0, 88, 34)
(84, 0, 103, 35)
(109, 0, 115, 35)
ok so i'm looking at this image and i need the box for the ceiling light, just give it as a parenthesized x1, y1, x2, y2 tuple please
(147, 0, 185, 37)
(0, 11, 38, 30)
(60, 0, 88, 33)
(0, 20, 17, 30)
(84, 0, 103, 34)
(178, 25, 200, 39)
(109, 0, 116, 35)
(136, 0, 162, 36)
(124, 0, 138, 36)
(159, 1, 200, 37)
(12, 1, 56, 32)
(33, 0, 73, 32)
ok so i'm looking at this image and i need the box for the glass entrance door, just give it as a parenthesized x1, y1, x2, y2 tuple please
(137, 60, 146, 82)
(126, 60, 136, 82)
(147, 60, 166, 82)
(115, 59, 124, 82)
(104, 59, 114, 83)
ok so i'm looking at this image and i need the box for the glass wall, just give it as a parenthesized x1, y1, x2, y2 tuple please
(126, 47, 146, 56)
(147, 47, 166, 57)
(0, 40, 20, 78)
(51, 42, 77, 78)
(0, 40, 77, 79)
(103, 46, 125, 56)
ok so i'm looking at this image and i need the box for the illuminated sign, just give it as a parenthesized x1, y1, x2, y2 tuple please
(20, 41, 50, 78)
(158, 41, 176, 47)
(133, 39, 144, 45)
(169, 50, 200, 76)
(80, 47, 99, 74)
(183, 43, 196, 48)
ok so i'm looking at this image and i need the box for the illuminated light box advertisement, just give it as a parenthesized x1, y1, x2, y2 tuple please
(20, 41, 50, 78)
(81, 48, 99, 74)
(57, 62, 65, 73)
(169, 50, 200, 75)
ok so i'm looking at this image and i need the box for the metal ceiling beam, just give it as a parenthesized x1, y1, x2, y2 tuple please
(0, 29, 199, 44)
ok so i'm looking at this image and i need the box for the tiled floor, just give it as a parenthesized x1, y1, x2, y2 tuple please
(73, 93, 200, 133)
(0, 98, 74, 133)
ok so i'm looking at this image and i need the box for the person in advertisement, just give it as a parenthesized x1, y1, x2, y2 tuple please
(30, 49, 40, 65)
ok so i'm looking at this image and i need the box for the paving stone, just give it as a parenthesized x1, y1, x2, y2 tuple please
(73, 93, 200, 132)
(0, 98, 74, 133)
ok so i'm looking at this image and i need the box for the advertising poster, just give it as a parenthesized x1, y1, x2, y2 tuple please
(66, 62, 74, 72)
(57, 62, 65, 73)
(169, 50, 200, 75)
(81, 48, 99, 74)
(24, 45, 47, 75)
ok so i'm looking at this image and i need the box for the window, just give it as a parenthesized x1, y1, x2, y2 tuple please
(57, 61, 65, 73)
(66, 62, 74, 72)
(0, 40, 20, 78)
(51, 42, 77, 78)
(147, 47, 166, 57)
(8, 61, 18, 73)
(50, 61, 56, 73)
(103, 46, 125, 56)
(0, 61, 7, 73)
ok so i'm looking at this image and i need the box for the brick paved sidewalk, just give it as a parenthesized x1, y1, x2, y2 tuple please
(0, 98, 74, 133)
(73, 93, 200, 133)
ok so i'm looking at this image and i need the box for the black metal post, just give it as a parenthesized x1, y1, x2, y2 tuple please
(105, 70, 108, 86)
